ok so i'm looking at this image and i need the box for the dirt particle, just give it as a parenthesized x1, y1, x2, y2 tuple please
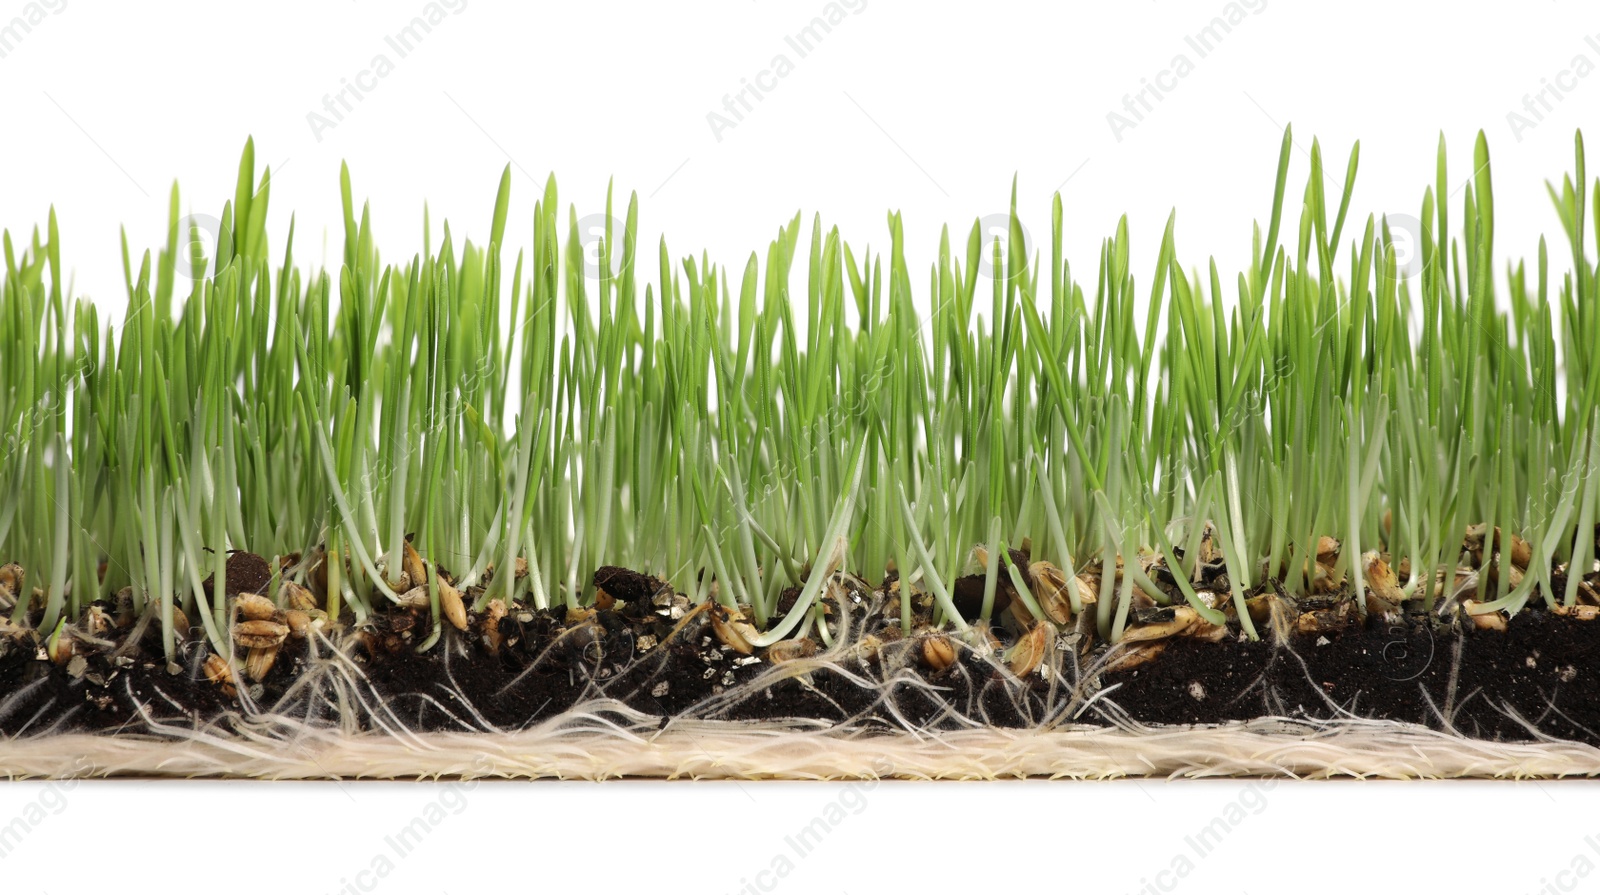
(199, 551, 273, 598)
(592, 566, 661, 604)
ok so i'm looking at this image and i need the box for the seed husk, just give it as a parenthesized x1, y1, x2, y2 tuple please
(1464, 524, 1533, 570)
(83, 605, 113, 638)
(1505, 564, 1526, 588)
(920, 632, 958, 671)
(1316, 536, 1341, 563)
(765, 637, 817, 664)
(1005, 622, 1052, 677)
(1191, 618, 1230, 642)
(482, 598, 507, 656)
(48, 627, 74, 664)
(1462, 599, 1508, 631)
(850, 633, 884, 663)
(284, 609, 312, 639)
(397, 586, 431, 609)
(1364, 552, 1405, 615)
(1510, 535, 1532, 568)
(168, 602, 192, 639)
(438, 579, 468, 631)
(1120, 606, 1201, 642)
(1075, 573, 1100, 606)
(1553, 603, 1600, 621)
(246, 645, 279, 681)
(0, 562, 22, 599)
(234, 619, 289, 649)
(1295, 599, 1357, 635)
(112, 586, 137, 627)
(282, 579, 317, 611)
(1311, 559, 1342, 594)
(1244, 593, 1273, 624)
(309, 548, 330, 598)
(1029, 561, 1073, 625)
(235, 592, 276, 621)
(204, 654, 237, 697)
(710, 603, 758, 654)
(402, 539, 427, 590)
(1106, 640, 1166, 673)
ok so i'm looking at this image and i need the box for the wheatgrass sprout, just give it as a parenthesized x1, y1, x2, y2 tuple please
(1, 128, 1599, 735)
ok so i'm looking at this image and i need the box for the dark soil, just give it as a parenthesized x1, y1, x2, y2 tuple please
(4, 558, 1600, 748)
(198, 550, 274, 599)
(1103, 609, 1600, 743)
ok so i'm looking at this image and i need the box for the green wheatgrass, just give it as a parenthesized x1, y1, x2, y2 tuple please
(2, 128, 1598, 668)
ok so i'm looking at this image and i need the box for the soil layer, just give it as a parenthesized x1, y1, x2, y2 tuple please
(3, 562, 1599, 747)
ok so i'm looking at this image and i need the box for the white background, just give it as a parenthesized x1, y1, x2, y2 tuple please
(4, 1, 1600, 893)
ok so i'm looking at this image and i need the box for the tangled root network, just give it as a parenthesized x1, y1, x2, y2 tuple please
(3, 624, 1598, 780)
